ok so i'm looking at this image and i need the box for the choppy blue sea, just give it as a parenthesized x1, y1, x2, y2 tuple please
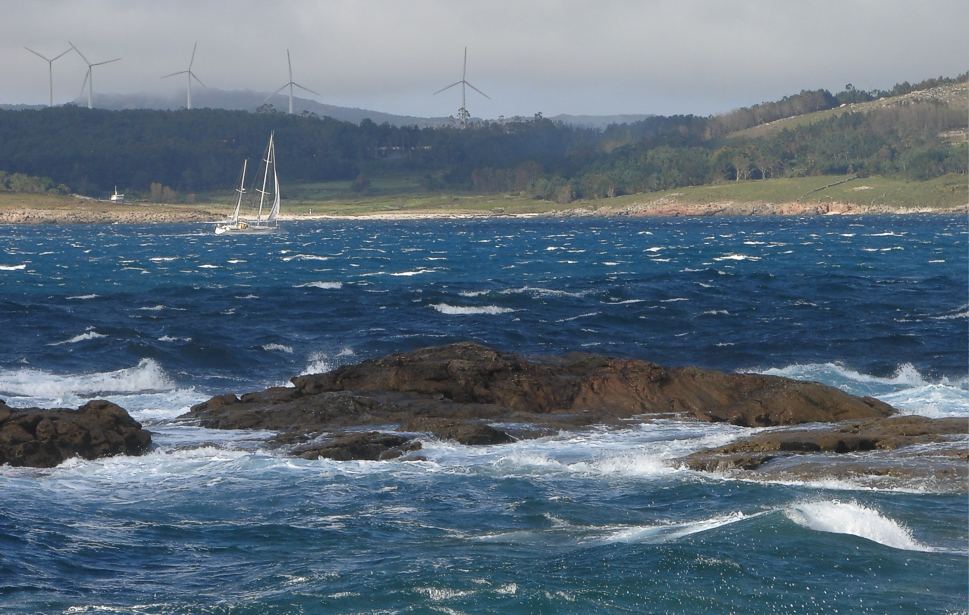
(1, 215, 967, 613)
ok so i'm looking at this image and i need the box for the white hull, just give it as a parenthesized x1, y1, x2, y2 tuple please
(214, 222, 280, 235)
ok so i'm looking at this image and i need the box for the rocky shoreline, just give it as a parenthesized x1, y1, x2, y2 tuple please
(0, 200, 964, 225)
(5, 344, 964, 483)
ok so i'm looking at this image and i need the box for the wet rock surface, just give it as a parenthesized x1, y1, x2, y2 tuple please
(0, 399, 152, 468)
(181, 342, 900, 460)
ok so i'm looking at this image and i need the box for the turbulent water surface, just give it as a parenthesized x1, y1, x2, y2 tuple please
(1, 216, 966, 613)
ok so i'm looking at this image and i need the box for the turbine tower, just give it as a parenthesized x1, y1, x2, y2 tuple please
(434, 47, 489, 128)
(265, 49, 319, 114)
(162, 41, 206, 109)
(69, 42, 121, 109)
(24, 46, 72, 107)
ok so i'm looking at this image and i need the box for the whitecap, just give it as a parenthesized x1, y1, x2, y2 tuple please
(431, 303, 515, 315)
(0, 263, 26, 271)
(555, 311, 600, 322)
(713, 253, 761, 262)
(261, 343, 294, 354)
(785, 500, 932, 552)
(294, 281, 342, 290)
(47, 331, 107, 346)
(67, 294, 98, 300)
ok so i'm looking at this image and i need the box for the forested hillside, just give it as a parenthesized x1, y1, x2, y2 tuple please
(0, 74, 964, 202)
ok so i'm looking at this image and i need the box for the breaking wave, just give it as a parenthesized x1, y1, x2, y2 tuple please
(785, 500, 932, 552)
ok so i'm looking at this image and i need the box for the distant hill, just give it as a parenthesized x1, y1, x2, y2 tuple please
(1, 89, 654, 129)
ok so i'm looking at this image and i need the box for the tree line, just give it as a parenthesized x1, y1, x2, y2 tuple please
(0, 73, 964, 202)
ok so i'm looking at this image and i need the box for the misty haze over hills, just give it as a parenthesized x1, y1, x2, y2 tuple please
(0, 88, 652, 129)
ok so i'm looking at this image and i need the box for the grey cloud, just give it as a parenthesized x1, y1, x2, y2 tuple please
(1, 0, 965, 117)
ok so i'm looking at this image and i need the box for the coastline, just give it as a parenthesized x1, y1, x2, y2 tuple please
(0, 197, 965, 225)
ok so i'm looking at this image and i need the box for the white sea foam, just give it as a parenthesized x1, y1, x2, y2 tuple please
(785, 500, 932, 551)
(555, 311, 600, 322)
(301, 352, 333, 375)
(294, 281, 343, 289)
(757, 362, 968, 418)
(261, 343, 294, 354)
(390, 268, 438, 277)
(431, 303, 515, 315)
(660, 297, 689, 303)
(47, 331, 107, 346)
(0, 263, 27, 271)
(67, 294, 98, 300)
(158, 335, 191, 343)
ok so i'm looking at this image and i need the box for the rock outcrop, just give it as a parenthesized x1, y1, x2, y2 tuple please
(680, 415, 968, 487)
(0, 400, 152, 468)
(182, 342, 897, 459)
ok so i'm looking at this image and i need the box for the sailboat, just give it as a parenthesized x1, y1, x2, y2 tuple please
(215, 132, 282, 234)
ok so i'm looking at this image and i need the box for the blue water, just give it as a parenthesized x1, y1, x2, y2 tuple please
(1, 216, 966, 613)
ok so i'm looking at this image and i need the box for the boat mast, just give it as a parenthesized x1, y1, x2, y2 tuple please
(232, 159, 247, 223)
(256, 132, 274, 223)
(268, 136, 280, 225)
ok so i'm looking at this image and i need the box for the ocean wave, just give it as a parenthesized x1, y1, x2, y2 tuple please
(0, 358, 174, 400)
(601, 510, 764, 544)
(294, 281, 342, 289)
(431, 303, 515, 315)
(785, 500, 932, 552)
(67, 294, 98, 300)
(0, 263, 26, 271)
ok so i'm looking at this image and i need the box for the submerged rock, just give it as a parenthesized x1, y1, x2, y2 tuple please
(0, 399, 152, 468)
(182, 342, 896, 457)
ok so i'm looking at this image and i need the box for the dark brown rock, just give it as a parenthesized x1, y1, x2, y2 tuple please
(401, 418, 514, 445)
(294, 431, 421, 461)
(290, 342, 893, 426)
(0, 400, 152, 468)
(181, 342, 898, 459)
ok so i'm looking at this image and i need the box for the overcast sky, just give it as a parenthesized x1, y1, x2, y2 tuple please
(1, 0, 966, 118)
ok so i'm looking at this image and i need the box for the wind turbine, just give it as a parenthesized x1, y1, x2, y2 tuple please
(434, 47, 489, 128)
(24, 46, 72, 107)
(265, 49, 319, 114)
(70, 42, 121, 109)
(162, 41, 206, 109)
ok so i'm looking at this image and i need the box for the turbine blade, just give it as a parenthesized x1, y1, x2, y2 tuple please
(189, 41, 198, 69)
(292, 82, 319, 96)
(287, 49, 292, 82)
(463, 46, 467, 81)
(24, 47, 50, 62)
(52, 47, 73, 61)
(69, 41, 89, 65)
(465, 81, 490, 99)
(190, 72, 206, 88)
(264, 84, 289, 102)
(93, 57, 121, 66)
(433, 81, 462, 95)
(161, 70, 187, 79)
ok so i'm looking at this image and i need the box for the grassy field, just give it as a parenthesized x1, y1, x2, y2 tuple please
(593, 174, 968, 210)
(1, 173, 964, 220)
